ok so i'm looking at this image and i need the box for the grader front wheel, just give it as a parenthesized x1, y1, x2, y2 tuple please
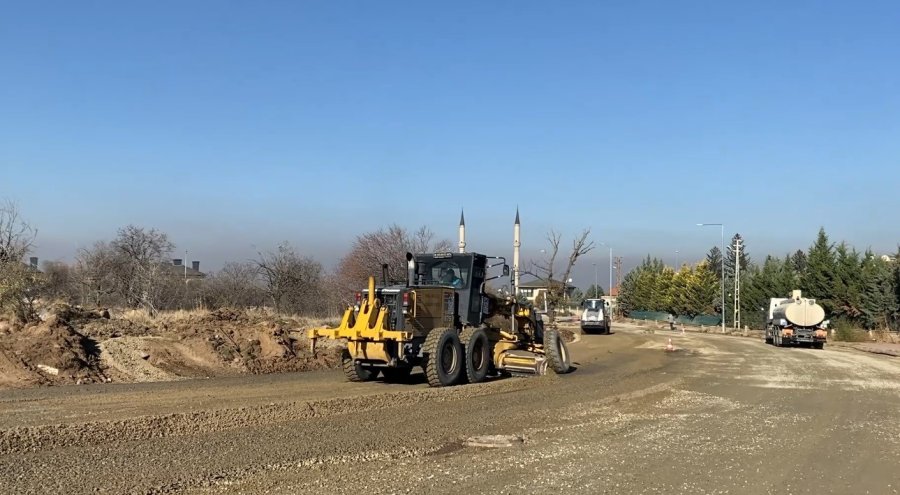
(341, 350, 379, 382)
(423, 328, 463, 387)
(543, 328, 572, 374)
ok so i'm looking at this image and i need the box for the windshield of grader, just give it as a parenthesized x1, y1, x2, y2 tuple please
(417, 254, 472, 288)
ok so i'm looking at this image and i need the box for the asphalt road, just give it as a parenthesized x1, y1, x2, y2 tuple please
(2, 323, 899, 494)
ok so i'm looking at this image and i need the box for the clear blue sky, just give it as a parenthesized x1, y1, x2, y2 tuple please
(2, 1, 898, 289)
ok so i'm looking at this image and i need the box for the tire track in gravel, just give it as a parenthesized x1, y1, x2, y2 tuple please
(0, 374, 548, 455)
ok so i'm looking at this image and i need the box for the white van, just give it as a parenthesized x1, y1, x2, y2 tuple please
(581, 298, 611, 334)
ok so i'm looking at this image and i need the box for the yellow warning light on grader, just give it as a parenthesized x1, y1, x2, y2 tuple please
(308, 249, 571, 387)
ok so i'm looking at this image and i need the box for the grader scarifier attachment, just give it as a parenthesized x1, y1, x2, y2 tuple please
(308, 251, 572, 387)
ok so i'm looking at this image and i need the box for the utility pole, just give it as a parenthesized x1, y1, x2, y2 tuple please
(608, 246, 612, 298)
(593, 262, 599, 298)
(733, 236, 741, 329)
(613, 256, 623, 318)
(614, 257, 622, 291)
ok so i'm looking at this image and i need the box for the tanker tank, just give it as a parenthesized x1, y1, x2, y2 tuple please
(765, 290, 828, 349)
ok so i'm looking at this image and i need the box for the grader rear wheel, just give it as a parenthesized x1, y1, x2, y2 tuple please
(460, 327, 490, 384)
(341, 350, 379, 382)
(543, 328, 572, 374)
(423, 328, 463, 387)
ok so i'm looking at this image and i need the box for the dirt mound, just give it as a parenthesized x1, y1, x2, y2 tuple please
(198, 320, 343, 375)
(0, 314, 106, 388)
(84, 307, 343, 383)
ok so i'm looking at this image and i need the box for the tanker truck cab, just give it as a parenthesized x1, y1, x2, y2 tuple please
(581, 298, 611, 334)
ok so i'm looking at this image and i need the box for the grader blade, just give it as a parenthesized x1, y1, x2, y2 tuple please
(497, 350, 548, 376)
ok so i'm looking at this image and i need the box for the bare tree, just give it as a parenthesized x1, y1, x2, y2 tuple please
(525, 229, 594, 323)
(256, 243, 326, 315)
(74, 241, 123, 307)
(0, 202, 42, 322)
(335, 224, 451, 301)
(109, 225, 175, 314)
(0, 201, 36, 263)
(41, 261, 80, 304)
(202, 261, 268, 309)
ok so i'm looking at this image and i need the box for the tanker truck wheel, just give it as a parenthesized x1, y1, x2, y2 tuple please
(342, 350, 379, 382)
(543, 328, 572, 374)
(459, 327, 490, 384)
(423, 328, 463, 387)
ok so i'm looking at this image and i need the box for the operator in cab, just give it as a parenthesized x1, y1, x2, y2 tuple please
(439, 267, 464, 288)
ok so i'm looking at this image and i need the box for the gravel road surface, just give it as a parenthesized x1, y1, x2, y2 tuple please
(2, 323, 899, 494)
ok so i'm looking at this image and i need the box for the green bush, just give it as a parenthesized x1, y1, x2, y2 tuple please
(832, 318, 868, 342)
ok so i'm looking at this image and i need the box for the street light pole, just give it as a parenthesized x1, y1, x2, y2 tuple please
(697, 223, 726, 334)
(675, 250, 679, 270)
(593, 262, 598, 298)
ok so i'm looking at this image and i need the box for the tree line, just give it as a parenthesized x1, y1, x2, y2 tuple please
(0, 201, 449, 322)
(618, 228, 900, 331)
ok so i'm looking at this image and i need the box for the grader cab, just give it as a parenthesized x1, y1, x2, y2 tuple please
(308, 251, 571, 387)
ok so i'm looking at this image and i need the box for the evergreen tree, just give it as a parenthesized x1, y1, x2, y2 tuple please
(741, 255, 797, 329)
(724, 233, 752, 280)
(655, 267, 676, 313)
(583, 284, 605, 299)
(790, 250, 808, 276)
(740, 263, 766, 329)
(859, 251, 898, 330)
(802, 228, 836, 313)
(691, 261, 720, 316)
(706, 246, 723, 281)
(831, 242, 864, 320)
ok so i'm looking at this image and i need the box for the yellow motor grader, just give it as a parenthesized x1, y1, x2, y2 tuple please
(308, 251, 571, 387)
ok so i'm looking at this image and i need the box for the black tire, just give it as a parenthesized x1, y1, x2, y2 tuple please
(423, 328, 463, 387)
(460, 327, 490, 384)
(342, 349, 378, 382)
(580, 326, 592, 335)
(381, 367, 412, 383)
(813, 342, 825, 350)
(543, 328, 571, 374)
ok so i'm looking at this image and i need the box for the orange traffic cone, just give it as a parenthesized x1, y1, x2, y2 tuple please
(665, 338, 676, 352)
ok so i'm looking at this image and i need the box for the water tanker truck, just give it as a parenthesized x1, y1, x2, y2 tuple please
(765, 290, 828, 349)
